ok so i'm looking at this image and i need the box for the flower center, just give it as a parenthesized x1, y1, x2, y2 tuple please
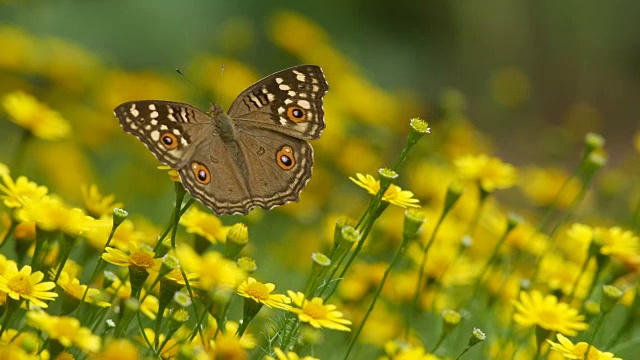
(8, 274, 32, 295)
(245, 282, 270, 301)
(304, 302, 328, 319)
(538, 309, 560, 327)
(130, 252, 155, 268)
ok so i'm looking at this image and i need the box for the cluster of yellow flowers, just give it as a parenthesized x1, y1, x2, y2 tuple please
(1, 9, 639, 360)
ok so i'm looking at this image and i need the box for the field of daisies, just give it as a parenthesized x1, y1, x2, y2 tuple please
(1, 8, 639, 360)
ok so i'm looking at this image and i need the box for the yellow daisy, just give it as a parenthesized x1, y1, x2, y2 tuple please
(286, 291, 352, 332)
(0, 172, 48, 209)
(512, 290, 588, 336)
(93, 339, 139, 360)
(2, 90, 70, 140)
(106, 278, 159, 320)
(547, 333, 621, 360)
(236, 277, 290, 309)
(27, 310, 101, 353)
(265, 347, 319, 360)
(177, 247, 246, 291)
(0, 262, 57, 308)
(55, 270, 110, 307)
(158, 165, 181, 182)
(102, 242, 159, 271)
(16, 196, 94, 236)
(349, 173, 420, 208)
(81, 184, 123, 218)
(596, 226, 638, 260)
(454, 154, 517, 192)
(179, 207, 229, 244)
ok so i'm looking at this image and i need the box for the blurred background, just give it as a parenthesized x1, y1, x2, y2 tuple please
(1, 1, 640, 358)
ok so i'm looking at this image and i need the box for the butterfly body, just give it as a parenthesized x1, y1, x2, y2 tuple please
(114, 65, 328, 215)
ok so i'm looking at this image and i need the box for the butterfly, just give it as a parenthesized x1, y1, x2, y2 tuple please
(114, 65, 328, 215)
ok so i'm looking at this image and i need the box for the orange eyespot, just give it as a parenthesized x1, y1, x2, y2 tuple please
(276, 146, 295, 170)
(286, 106, 306, 123)
(190, 162, 211, 184)
(161, 133, 179, 149)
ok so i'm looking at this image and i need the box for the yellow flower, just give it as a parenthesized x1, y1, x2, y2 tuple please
(0, 262, 57, 308)
(93, 339, 139, 360)
(179, 207, 229, 244)
(381, 339, 440, 360)
(547, 333, 622, 360)
(595, 226, 639, 260)
(0, 172, 48, 209)
(106, 278, 158, 319)
(27, 310, 101, 353)
(2, 91, 70, 140)
(102, 242, 159, 271)
(236, 277, 290, 309)
(286, 291, 352, 332)
(55, 270, 110, 307)
(164, 267, 199, 286)
(0, 328, 41, 358)
(512, 290, 588, 336)
(349, 173, 420, 208)
(454, 154, 517, 192)
(178, 247, 246, 291)
(83, 217, 144, 252)
(81, 184, 123, 218)
(0, 342, 38, 360)
(519, 167, 581, 209)
(265, 347, 319, 360)
(158, 165, 181, 182)
(16, 196, 94, 236)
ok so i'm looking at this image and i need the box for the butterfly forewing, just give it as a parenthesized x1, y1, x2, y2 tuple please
(114, 100, 212, 168)
(228, 65, 328, 140)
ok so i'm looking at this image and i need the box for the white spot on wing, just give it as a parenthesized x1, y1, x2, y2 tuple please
(298, 100, 311, 109)
(267, 93, 275, 102)
(151, 131, 160, 141)
(293, 70, 305, 82)
(150, 111, 159, 118)
(288, 91, 296, 97)
(151, 119, 158, 126)
(276, 77, 284, 84)
(130, 104, 140, 117)
(279, 84, 291, 91)
(148, 104, 157, 111)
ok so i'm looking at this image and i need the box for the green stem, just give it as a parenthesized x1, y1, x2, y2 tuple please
(0, 218, 17, 250)
(11, 128, 31, 175)
(471, 225, 510, 300)
(76, 224, 118, 317)
(531, 171, 596, 284)
(406, 210, 446, 337)
(343, 229, 411, 359)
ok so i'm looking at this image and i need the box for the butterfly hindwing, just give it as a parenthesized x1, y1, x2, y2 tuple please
(177, 127, 313, 215)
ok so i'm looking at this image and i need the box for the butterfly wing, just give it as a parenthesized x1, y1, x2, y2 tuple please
(227, 64, 329, 140)
(114, 100, 213, 168)
(178, 126, 314, 215)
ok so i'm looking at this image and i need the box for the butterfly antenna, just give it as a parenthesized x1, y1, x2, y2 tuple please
(175, 68, 216, 107)
(218, 64, 225, 107)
